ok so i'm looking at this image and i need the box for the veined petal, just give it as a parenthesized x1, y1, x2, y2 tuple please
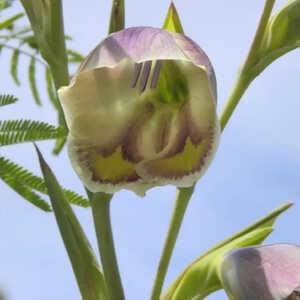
(78, 27, 213, 71)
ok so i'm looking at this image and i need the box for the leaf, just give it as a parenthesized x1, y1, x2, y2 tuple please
(0, 156, 90, 207)
(23, 35, 39, 50)
(35, 145, 107, 300)
(45, 67, 59, 109)
(0, 155, 46, 192)
(108, 0, 125, 34)
(163, 2, 184, 34)
(0, 172, 51, 212)
(28, 56, 42, 105)
(251, 0, 300, 77)
(0, 119, 66, 146)
(10, 49, 20, 85)
(162, 202, 293, 300)
(0, 94, 18, 106)
(0, 13, 24, 31)
(52, 135, 66, 155)
(67, 49, 84, 63)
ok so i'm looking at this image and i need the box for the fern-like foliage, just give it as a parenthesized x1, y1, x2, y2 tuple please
(0, 119, 67, 146)
(0, 172, 52, 212)
(10, 48, 20, 85)
(45, 68, 59, 110)
(0, 94, 18, 106)
(0, 156, 90, 208)
(28, 56, 41, 105)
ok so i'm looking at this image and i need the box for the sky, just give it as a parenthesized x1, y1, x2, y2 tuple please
(1, 1, 300, 299)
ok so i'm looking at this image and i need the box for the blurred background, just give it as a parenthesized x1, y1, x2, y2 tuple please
(1, 1, 300, 299)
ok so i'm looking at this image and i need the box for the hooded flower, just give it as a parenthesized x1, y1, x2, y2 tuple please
(58, 26, 220, 196)
(220, 244, 300, 300)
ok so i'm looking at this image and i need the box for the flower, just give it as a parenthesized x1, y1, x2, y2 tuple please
(220, 244, 300, 300)
(58, 26, 220, 196)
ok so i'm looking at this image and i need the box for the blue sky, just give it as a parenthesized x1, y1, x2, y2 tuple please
(1, 1, 300, 299)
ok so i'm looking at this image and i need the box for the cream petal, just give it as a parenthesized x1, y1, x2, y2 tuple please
(67, 135, 153, 196)
(59, 58, 143, 153)
(135, 61, 220, 187)
(136, 117, 219, 188)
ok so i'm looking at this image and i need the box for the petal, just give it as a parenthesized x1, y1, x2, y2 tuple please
(136, 61, 220, 186)
(137, 119, 219, 188)
(77, 27, 214, 73)
(220, 244, 300, 300)
(59, 59, 143, 154)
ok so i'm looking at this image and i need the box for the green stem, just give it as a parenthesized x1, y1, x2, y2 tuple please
(243, 0, 275, 71)
(220, 0, 275, 131)
(90, 192, 126, 300)
(219, 74, 251, 131)
(150, 186, 194, 300)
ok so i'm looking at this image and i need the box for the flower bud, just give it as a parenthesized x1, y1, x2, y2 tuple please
(58, 27, 220, 196)
(220, 244, 300, 300)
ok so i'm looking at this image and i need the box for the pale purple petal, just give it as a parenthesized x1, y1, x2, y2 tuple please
(221, 244, 300, 300)
(78, 27, 215, 80)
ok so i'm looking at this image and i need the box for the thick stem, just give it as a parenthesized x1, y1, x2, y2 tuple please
(150, 186, 194, 300)
(243, 0, 275, 71)
(220, 0, 275, 132)
(219, 74, 251, 131)
(91, 193, 125, 300)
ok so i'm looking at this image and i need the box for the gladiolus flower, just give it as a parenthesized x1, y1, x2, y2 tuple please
(58, 27, 220, 196)
(220, 244, 300, 300)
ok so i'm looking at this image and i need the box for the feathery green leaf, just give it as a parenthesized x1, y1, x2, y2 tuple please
(0, 156, 90, 207)
(0, 119, 66, 146)
(28, 56, 42, 105)
(0, 172, 52, 212)
(52, 136, 66, 155)
(0, 94, 18, 106)
(10, 48, 20, 85)
(45, 68, 59, 109)
(67, 49, 84, 63)
(0, 13, 24, 31)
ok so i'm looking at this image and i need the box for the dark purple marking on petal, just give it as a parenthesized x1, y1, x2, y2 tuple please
(73, 142, 141, 184)
(154, 112, 172, 154)
(139, 61, 152, 94)
(122, 102, 155, 163)
(185, 101, 211, 146)
(141, 123, 216, 179)
(161, 103, 189, 158)
(150, 60, 163, 90)
(131, 63, 143, 88)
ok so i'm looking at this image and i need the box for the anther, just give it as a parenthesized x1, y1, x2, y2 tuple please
(131, 63, 143, 88)
(139, 61, 152, 94)
(150, 60, 163, 90)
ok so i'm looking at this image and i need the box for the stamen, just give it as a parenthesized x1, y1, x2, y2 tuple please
(139, 61, 152, 94)
(150, 60, 163, 90)
(131, 63, 143, 88)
